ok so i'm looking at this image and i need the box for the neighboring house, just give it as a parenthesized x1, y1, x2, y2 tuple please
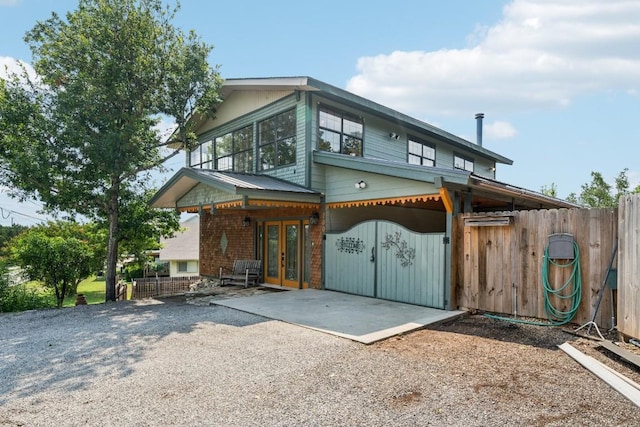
(158, 215, 200, 277)
(150, 76, 575, 310)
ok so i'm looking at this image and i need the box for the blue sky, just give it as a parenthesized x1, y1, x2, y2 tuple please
(1, 0, 640, 225)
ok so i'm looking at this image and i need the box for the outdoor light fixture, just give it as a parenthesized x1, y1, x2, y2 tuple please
(389, 132, 399, 140)
(242, 216, 251, 227)
(355, 180, 367, 189)
(309, 212, 320, 225)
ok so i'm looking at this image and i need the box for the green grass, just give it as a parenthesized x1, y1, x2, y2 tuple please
(63, 276, 106, 306)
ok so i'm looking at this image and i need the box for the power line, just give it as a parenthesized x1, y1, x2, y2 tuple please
(0, 206, 49, 225)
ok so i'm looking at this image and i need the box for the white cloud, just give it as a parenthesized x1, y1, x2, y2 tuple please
(0, 56, 38, 83)
(347, 0, 640, 118)
(485, 120, 517, 139)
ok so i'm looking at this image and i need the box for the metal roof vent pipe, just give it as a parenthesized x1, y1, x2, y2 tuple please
(475, 113, 484, 146)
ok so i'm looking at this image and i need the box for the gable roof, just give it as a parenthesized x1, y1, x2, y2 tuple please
(159, 215, 199, 261)
(150, 167, 322, 209)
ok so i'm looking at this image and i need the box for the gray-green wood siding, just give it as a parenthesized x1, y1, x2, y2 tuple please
(323, 165, 440, 205)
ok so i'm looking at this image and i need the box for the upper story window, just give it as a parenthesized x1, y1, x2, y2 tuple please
(408, 137, 435, 167)
(189, 125, 254, 172)
(318, 106, 363, 156)
(215, 124, 254, 172)
(189, 140, 213, 169)
(454, 154, 474, 172)
(258, 109, 297, 171)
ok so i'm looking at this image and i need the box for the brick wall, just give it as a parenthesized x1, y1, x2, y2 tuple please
(199, 207, 324, 289)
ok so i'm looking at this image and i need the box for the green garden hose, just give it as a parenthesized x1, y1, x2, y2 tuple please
(485, 240, 582, 326)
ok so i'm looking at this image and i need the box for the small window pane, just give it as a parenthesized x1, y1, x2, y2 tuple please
(408, 141, 422, 155)
(319, 109, 341, 132)
(202, 140, 213, 163)
(278, 137, 296, 166)
(235, 125, 253, 151)
(260, 144, 275, 170)
(423, 145, 435, 160)
(343, 136, 362, 156)
(277, 110, 296, 138)
(216, 134, 232, 158)
(259, 119, 276, 144)
(234, 150, 253, 173)
(190, 145, 201, 166)
(217, 155, 232, 171)
(318, 130, 341, 153)
(408, 154, 421, 165)
(343, 118, 363, 138)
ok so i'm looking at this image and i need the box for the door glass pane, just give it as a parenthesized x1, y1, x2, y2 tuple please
(303, 224, 310, 284)
(267, 225, 279, 278)
(285, 224, 298, 281)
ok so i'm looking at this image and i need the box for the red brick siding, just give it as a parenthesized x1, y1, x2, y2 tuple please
(199, 208, 324, 289)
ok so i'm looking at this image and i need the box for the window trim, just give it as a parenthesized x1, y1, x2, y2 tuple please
(189, 124, 255, 172)
(454, 153, 475, 172)
(317, 104, 364, 156)
(258, 108, 297, 171)
(407, 135, 436, 167)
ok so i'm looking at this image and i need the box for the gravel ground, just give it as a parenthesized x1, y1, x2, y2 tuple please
(1, 295, 639, 427)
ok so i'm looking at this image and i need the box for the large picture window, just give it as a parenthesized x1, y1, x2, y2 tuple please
(259, 109, 296, 171)
(408, 137, 435, 167)
(318, 106, 363, 156)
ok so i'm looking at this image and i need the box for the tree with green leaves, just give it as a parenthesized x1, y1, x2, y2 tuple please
(0, 224, 28, 259)
(566, 168, 639, 207)
(0, 0, 221, 300)
(11, 228, 94, 307)
(540, 183, 558, 198)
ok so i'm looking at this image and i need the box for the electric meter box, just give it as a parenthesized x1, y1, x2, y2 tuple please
(547, 233, 575, 260)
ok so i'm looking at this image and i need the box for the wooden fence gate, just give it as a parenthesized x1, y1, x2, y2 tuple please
(325, 220, 446, 308)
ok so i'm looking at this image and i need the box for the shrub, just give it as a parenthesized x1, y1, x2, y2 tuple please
(0, 263, 53, 312)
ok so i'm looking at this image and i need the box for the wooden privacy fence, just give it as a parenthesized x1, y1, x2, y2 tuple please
(454, 208, 617, 328)
(131, 276, 200, 299)
(618, 195, 640, 340)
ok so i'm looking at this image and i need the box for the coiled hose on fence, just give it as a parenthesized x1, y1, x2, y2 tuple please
(485, 240, 582, 326)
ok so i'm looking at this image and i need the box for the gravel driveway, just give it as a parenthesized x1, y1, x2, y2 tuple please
(1, 297, 639, 426)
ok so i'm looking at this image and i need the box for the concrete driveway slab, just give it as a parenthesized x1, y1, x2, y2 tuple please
(211, 288, 465, 344)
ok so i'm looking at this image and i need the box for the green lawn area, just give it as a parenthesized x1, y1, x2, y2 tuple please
(62, 276, 105, 306)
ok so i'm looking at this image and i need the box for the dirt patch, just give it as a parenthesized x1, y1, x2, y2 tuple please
(375, 314, 640, 426)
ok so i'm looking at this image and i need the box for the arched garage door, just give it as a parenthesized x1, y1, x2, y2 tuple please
(324, 220, 446, 309)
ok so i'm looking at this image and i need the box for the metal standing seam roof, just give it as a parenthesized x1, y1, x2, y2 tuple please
(149, 167, 322, 209)
(194, 169, 319, 193)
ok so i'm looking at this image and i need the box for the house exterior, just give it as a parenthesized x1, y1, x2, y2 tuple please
(150, 76, 575, 310)
(158, 215, 200, 277)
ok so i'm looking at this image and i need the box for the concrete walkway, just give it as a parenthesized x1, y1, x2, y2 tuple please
(211, 288, 465, 344)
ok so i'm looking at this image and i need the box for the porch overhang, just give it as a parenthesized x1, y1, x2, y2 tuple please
(314, 151, 576, 213)
(435, 175, 581, 211)
(149, 167, 322, 212)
